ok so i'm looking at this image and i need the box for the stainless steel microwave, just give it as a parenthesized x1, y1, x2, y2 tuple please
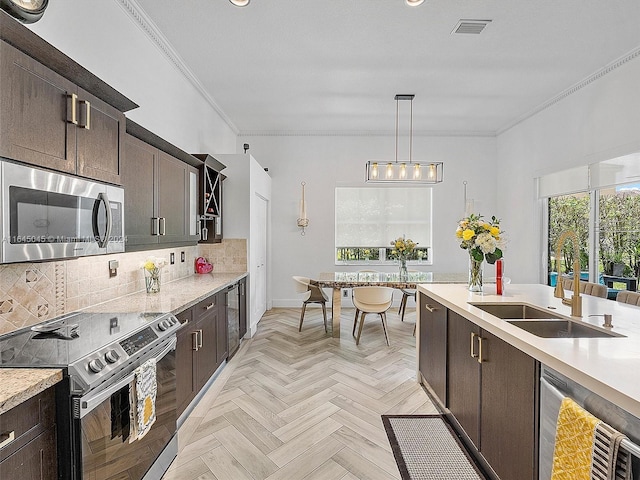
(0, 159, 124, 264)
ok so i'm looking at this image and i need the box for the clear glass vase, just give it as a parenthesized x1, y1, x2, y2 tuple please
(468, 257, 483, 292)
(399, 258, 408, 281)
(144, 268, 161, 293)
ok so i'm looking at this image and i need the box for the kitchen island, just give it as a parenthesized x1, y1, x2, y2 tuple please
(417, 283, 640, 418)
(417, 283, 640, 480)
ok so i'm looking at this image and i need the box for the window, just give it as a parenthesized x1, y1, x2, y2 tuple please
(540, 152, 640, 295)
(335, 186, 432, 265)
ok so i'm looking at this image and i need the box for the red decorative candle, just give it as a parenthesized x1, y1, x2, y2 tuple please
(496, 259, 503, 295)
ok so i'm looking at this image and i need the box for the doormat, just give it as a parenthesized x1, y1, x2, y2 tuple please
(381, 414, 487, 480)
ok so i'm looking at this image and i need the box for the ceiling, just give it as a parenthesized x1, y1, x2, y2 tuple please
(134, 0, 640, 136)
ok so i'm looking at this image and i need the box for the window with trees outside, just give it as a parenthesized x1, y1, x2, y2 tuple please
(335, 186, 432, 265)
(542, 154, 640, 298)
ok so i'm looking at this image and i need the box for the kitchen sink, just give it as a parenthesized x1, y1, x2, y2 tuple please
(470, 303, 563, 320)
(506, 319, 624, 338)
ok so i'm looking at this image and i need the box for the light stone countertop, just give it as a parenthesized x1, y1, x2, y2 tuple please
(417, 283, 640, 418)
(0, 272, 247, 415)
(83, 272, 248, 315)
(0, 369, 63, 414)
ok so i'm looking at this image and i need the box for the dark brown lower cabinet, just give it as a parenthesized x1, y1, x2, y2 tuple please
(0, 387, 57, 480)
(447, 311, 481, 447)
(446, 311, 538, 480)
(175, 290, 228, 418)
(418, 293, 448, 406)
(480, 330, 538, 480)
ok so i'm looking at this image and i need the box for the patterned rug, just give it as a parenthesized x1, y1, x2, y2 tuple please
(381, 414, 487, 480)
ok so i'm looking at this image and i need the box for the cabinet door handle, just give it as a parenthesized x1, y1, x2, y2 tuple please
(477, 336, 484, 364)
(66, 93, 78, 125)
(198, 329, 203, 348)
(151, 217, 160, 235)
(0, 430, 15, 448)
(470, 332, 478, 359)
(78, 99, 91, 129)
(192, 331, 199, 351)
(159, 217, 166, 235)
(205, 302, 216, 310)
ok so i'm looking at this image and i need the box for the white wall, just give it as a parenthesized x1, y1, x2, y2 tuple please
(238, 135, 498, 306)
(496, 55, 640, 283)
(28, 0, 237, 155)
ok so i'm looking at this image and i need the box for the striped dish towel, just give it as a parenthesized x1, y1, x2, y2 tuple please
(590, 422, 632, 480)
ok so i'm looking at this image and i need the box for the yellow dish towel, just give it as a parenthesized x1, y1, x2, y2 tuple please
(551, 397, 600, 480)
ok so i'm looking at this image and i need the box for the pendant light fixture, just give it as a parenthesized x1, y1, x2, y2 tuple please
(405, 0, 425, 6)
(365, 94, 443, 184)
(229, 0, 250, 6)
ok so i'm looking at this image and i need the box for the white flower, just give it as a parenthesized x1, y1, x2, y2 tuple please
(476, 232, 497, 254)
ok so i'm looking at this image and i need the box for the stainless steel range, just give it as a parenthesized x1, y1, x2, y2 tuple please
(0, 310, 181, 480)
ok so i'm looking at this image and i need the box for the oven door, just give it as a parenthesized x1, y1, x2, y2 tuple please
(74, 338, 177, 480)
(0, 159, 124, 264)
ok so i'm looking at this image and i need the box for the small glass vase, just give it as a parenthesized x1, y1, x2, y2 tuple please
(399, 258, 408, 281)
(144, 269, 161, 294)
(468, 257, 483, 292)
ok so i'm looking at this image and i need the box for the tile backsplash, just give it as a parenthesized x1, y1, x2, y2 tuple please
(0, 239, 247, 335)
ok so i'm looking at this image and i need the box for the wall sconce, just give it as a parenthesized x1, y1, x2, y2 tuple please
(297, 181, 309, 236)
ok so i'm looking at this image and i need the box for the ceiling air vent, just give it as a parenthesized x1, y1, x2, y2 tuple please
(452, 19, 492, 35)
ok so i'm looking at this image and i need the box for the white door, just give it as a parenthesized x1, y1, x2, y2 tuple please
(253, 193, 268, 322)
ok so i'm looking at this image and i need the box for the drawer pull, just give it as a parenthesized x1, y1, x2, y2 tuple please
(477, 336, 484, 364)
(205, 302, 216, 310)
(424, 304, 437, 313)
(198, 329, 203, 348)
(0, 430, 15, 449)
(192, 331, 199, 351)
(78, 99, 91, 129)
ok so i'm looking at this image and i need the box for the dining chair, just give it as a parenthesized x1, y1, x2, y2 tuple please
(560, 277, 607, 298)
(292, 276, 328, 332)
(352, 286, 394, 346)
(352, 270, 379, 336)
(398, 270, 418, 322)
(616, 290, 640, 306)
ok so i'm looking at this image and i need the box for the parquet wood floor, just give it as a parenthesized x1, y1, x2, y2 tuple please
(162, 305, 435, 480)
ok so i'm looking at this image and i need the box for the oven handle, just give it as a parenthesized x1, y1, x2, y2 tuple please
(76, 337, 176, 419)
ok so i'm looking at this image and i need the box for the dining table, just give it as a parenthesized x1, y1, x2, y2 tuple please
(316, 271, 468, 338)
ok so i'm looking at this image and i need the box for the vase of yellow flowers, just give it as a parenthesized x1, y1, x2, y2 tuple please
(456, 214, 503, 292)
(141, 257, 167, 293)
(390, 236, 417, 280)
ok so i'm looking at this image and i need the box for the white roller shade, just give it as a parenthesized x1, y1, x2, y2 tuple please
(335, 187, 432, 248)
(538, 166, 589, 198)
(590, 153, 640, 189)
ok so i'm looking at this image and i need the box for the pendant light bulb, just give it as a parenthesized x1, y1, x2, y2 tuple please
(414, 163, 421, 179)
(428, 164, 436, 179)
(371, 162, 379, 179)
(400, 163, 407, 179)
(386, 163, 394, 179)
(229, 0, 250, 6)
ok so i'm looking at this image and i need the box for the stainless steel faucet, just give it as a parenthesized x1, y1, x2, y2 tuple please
(553, 230, 582, 317)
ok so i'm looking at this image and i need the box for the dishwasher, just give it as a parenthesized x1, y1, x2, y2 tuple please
(540, 365, 640, 480)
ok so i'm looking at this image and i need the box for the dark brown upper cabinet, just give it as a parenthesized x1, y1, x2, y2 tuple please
(192, 154, 226, 244)
(0, 41, 127, 185)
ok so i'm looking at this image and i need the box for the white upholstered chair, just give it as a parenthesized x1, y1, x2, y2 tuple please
(560, 277, 607, 298)
(293, 276, 328, 332)
(352, 286, 394, 346)
(616, 290, 640, 306)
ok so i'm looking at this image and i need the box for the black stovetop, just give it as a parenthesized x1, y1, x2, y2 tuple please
(0, 311, 170, 368)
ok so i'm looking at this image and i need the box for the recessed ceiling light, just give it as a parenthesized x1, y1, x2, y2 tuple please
(405, 0, 425, 6)
(229, 0, 249, 6)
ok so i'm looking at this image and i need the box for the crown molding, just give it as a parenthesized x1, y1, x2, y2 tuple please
(497, 46, 640, 136)
(237, 130, 495, 138)
(115, 0, 239, 135)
